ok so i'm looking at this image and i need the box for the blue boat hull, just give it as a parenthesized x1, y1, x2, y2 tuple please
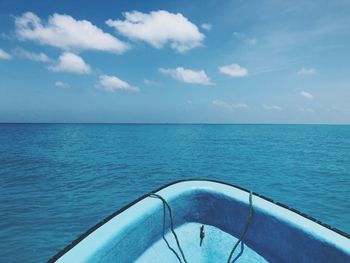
(50, 180, 350, 262)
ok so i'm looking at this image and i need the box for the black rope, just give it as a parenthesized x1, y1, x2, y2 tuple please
(159, 195, 182, 262)
(149, 193, 188, 263)
(227, 191, 254, 263)
(150, 191, 253, 263)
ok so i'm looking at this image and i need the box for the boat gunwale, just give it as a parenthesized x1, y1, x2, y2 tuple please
(47, 178, 350, 262)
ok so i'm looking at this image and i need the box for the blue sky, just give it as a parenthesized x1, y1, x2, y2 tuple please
(0, 0, 349, 123)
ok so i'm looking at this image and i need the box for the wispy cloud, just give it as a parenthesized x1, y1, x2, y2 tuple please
(258, 17, 347, 56)
(250, 59, 302, 75)
(233, 32, 257, 45)
(0, 48, 12, 59)
(159, 67, 213, 85)
(15, 12, 129, 54)
(300, 91, 313, 99)
(0, 33, 12, 40)
(299, 107, 314, 113)
(55, 81, 70, 89)
(98, 75, 139, 92)
(219, 63, 248, 77)
(263, 105, 283, 111)
(326, 106, 350, 113)
(143, 79, 161, 86)
(298, 67, 316, 75)
(212, 99, 248, 110)
(106, 10, 204, 53)
(201, 23, 212, 31)
(12, 47, 50, 62)
(234, 10, 348, 76)
(49, 52, 91, 74)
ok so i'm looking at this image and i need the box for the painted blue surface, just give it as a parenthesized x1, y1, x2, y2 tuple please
(0, 124, 350, 262)
(136, 223, 268, 263)
(55, 181, 350, 262)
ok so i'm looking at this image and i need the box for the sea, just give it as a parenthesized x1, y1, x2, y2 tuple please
(0, 124, 349, 262)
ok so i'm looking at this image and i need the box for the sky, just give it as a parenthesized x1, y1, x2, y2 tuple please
(0, 0, 350, 123)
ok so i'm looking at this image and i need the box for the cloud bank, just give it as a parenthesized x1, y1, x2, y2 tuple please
(15, 12, 129, 54)
(159, 67, 213, 85)
(219, 63, 248, 77)
(49, 52, 91, 74)
(98, 75, 139, 92)
(106, 10, 204, 53)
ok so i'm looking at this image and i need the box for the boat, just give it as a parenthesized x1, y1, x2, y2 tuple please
(49, 179, 350, 262)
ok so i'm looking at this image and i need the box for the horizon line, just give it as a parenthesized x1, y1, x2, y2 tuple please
(0, 122, 350, 125)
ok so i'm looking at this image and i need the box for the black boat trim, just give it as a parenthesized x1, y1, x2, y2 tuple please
(48, 178, 350, 262)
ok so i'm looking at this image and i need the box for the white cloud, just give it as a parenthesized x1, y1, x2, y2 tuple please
(219, 63, 248, 77)
(0, 48, 12, 59)
(15, 12, 129, 54)
(159, 67, 213, 85)
(300, 91, 313, 99)
(55, 81, 70, 89)
(12, 48, 49, 62)
(299, 107, 314, 113)
(201, 23, 212, 31)
(212, 99, 248, 110)
(106, 10, 204, 53)
(233, 32, 257, 45)
(49, 52, 91, 74)
(98, 75, 139, 92)
(263, 105, 283, 111)
(298, 67, 316, 75)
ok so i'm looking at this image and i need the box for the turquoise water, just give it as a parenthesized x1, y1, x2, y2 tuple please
(0, 124, 349, 262)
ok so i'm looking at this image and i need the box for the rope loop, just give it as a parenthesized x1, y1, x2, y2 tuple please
(149, 193, 188, 263)
(227, 191, 254, 263)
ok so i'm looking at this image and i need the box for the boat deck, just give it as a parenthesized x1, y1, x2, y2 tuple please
(51, 180, 350, 263)
(137, 222, 267, 262)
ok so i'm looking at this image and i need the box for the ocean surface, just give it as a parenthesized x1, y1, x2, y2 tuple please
(0, 124, 349, 262)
